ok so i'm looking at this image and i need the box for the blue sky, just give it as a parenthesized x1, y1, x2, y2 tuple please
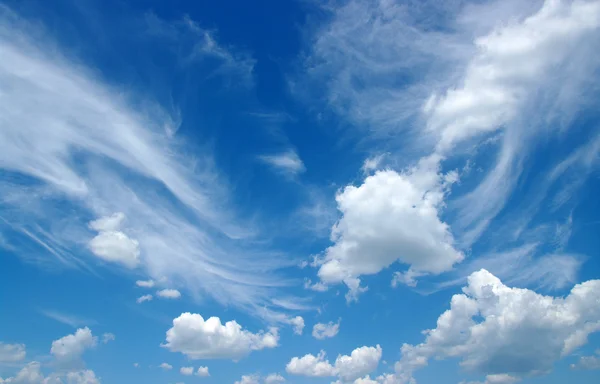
(1, 0, 600, 383)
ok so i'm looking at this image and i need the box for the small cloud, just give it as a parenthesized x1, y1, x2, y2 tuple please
(133, 363, 139, 368)
(102, 333, 115, 344)
(137, 294, 153, 303)
(136, 280, 155, 288)
(195, 366, 210, 377)
(304, 279, 329, 292)
(361, 154, 386, 175)
(88, 213, 140, 269)
(259, 150, 305, 177)
(312, 319, 341, 340)
(180, 366, 194, 375)
(159, 362, 173, 370)
(156, 289, 181, 299)
(0, 342, 26, 362)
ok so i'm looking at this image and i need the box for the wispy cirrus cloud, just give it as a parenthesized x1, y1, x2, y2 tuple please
(300, 0, 600, 296)
(0, 5, 296, 321)
(259, 150, 306, 177)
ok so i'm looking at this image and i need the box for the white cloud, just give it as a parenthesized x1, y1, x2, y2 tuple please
(133, 363, 139, 368)
(162, 312, 279, 360)
(0, 343, 26, 363)
(136, 294, 153, 303)
(156, 289, 181, 299)
(314, 157, 463, 298)
(0, 362, 99, 384)
(101, 333, 115, 344)
(40, 310, 95, 328)
(135, 279, 155, 288)
(180, 367, 193, 376)
(303, 0, 600, 293)
(195, 366, 209, 377)
(65, 370, 100, 384)
(259, 150, 305, 177)
(159, 363, 173, 371)
(571, 350, 600, 371)
(289, 316, 305, 335)
(312, 319, 340, 340)
(462, 374, 520, 384)
(0, 4, 293, 319)
(264, 373, 285, 384)
(88, 213, 140, 269)
(0, 362, 46, 384)
(234, 375, 260, 384)
(390, 269, 600, 383)
(286, 345, 382, 383)
(50, 328, 97, 364)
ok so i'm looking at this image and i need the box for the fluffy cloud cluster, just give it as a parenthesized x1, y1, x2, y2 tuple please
(388, 269, 600, 383)
(0, 328, 106, 384)
(312, 319, 340, 340)
(162, 313, 279, 360)
(88, 213, 140, 269)
(0, 362, 100, 384)
(315, 157, 463, 299)
(156, 289, 181, 299)
(50, 328, 97, 364)
(0, 343, 26, 363)
(286, 345, 382, 383)
(234, 373, 285, 384)
(571, 350, 600, 371)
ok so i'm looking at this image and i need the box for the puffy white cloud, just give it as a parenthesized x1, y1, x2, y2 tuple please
(286, 351, 336, 377)
(0, 362, 45, 384)
(180, 367, 193, 376)
(462, 374, 520, 384)
(88, 213, 140, 269)
(286, 345, 382, 383)
(156, 289, 181, 299)
(135, 280, 155, 288)
(259, 150, 305, 177)
(0, 343, 26, 362)
(101, 333, 114, 344)
(195, 366, 209, 377)
(288, 316, 304, 335)
(392, 269, 600, 383)
(312, 319, 340, 340)
(263, 373, 285, 384)
(136, 294, 153, 303)
(315, 157, 463, 298)
(0, 362, 99, 384)
(50, 328, 97, 364)
(162, 313, 279, 360)
(159, 363, 172, 371)
(570, 350, 600, 371)
(65, 370, 100, 384)
(234, 375, 260, 384)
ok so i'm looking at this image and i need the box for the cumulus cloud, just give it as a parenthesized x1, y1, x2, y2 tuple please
(312, 319, 340, 340)
(50, 328, 97, 364)
(0, 343, 26, 363)
(101, 333, 115, 344)
(289, 316, 305, 335)
(264, 373, 285, 383)
(159, 363, 173, 371)
(135, 280, 155, 288)
(234, 375, 260, 384)
(156, 289, 181, 299)
(304, 0, 600, 295)
(0, 361, 100, 384)
(389, 269, 600, 383)
(88, 213, 140, 269)
(136, 294, 153, 303)
(314, 157, 463, 298)
(570, 350, 600, 371)
(259, 150, 305, 177)
(286, 345, 382, 383)
(195, 366, 210, 377)
(162, 313, 279, 360)
(180, 366, 193, 375)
